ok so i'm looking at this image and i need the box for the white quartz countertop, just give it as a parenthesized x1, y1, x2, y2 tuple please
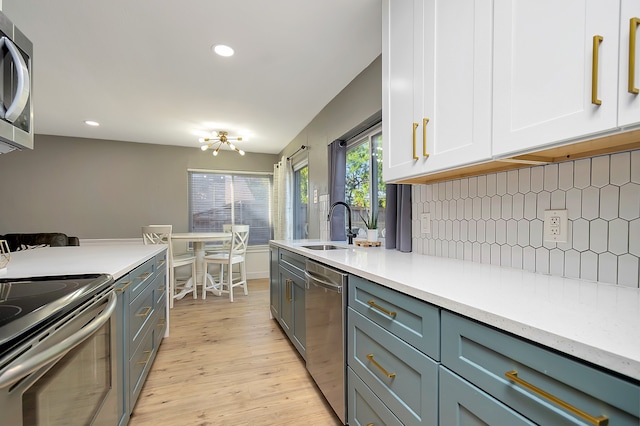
(0, 244, 166, 281)
(271, 240, 640, 381)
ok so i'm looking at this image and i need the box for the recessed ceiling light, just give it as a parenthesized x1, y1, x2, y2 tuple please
(84, 120, 100, 126)
(212, 44, 234, 57)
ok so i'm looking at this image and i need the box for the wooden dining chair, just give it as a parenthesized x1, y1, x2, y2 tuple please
(141, 225, 197, 308)
(202, 225, 249, 302)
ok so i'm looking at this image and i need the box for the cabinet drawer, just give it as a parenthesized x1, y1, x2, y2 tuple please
(439, 366, 535, 426)
(129, 259, 155, 301)
(279, 249, 305, 276)
(349, 275, 440, 360)
(348, 367, 403, 426)
(348, 308, 438, 425)
(129, 325, 154, 406)
(441, 311, 640, 426)
(128, 276, 156, 357)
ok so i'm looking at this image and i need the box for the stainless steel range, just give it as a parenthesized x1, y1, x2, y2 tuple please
(0, 274, 117, 426)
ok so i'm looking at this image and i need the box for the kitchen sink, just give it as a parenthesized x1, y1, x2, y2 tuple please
(302, 244, 347, 251)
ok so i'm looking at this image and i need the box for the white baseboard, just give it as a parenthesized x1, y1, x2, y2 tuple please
(80, 238, 142, 246)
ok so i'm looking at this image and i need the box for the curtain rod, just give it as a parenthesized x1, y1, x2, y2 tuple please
(286, 145, 307, 161)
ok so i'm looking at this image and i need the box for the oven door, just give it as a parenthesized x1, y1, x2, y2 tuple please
(0, 291, 118, 426)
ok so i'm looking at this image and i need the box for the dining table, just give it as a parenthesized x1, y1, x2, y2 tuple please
(171, 232, 232, 297)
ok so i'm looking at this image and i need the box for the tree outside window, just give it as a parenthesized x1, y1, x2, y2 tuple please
(345, 128, 385, 236)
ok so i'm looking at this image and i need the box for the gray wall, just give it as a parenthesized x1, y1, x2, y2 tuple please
(279, 55, 382, 238)
(0, 135, 277, 238)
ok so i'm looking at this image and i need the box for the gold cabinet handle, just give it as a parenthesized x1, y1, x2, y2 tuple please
(505, 371, 608, 425)
(136, 306, 152, 317)
(412, 122, 419, 160)
(285, 279, 292, 302)
(137, 272, 152, 280)
(115, 280, 132, 293)
(366, 354, 396, 378)
(366, 424, 373, 426)
(422, 118, 430, 158)
(137, 350, 152, 365)
(592, 35, 603, 105)
(367, 300, 397, 318)
(630, 18, 640, 94)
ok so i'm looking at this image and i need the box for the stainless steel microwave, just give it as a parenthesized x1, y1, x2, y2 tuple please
(0, 10, 32, 154)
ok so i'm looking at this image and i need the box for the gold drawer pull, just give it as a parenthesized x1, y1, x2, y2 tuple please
(136, 306, 152, 317)
(137, 272, 152, 280)
(366, 424, 373, 426)
(367, 300, 397, 318)
(412, 122, 419, 160)
(115, 280, 132, 293)
(366, 354, 396, 378)
(630, 17, 639, 94)
(422, 118, 430, 158)
(137, 350, 152, 365)
(592, 35, 603, 105)
(285, 279, 292, 302)
(505, 371, 608, 425)
(157, 285, 165, 291)
(157, 320, 166, 327)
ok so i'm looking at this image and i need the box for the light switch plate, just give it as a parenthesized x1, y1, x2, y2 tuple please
(420, 213, 431, 234)
(313, 189, 318, 204)
(544, 210, 568, 242)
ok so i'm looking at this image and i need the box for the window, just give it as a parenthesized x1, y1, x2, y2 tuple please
(345, 124, 385, 235)
(189, 170, 272, 246)
(293, 162, 309, 239)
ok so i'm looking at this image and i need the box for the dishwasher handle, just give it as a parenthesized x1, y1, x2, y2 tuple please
(305, 270, 342, 293)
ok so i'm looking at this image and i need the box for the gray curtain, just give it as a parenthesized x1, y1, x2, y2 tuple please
(385, 184, 412, 252)
(328, 140, 346, 241)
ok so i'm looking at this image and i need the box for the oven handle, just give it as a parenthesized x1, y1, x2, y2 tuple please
(0, 291, 117, 390)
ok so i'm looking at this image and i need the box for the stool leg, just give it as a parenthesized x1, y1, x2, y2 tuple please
(192, 262, 197, 299)
(228, 262, 234, 302)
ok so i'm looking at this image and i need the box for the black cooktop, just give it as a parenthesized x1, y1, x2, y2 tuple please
(0, 274, 114, 358)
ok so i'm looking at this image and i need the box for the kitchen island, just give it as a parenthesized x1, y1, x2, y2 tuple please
(271, 239, 640, 425)
(1, 244, 168, 426)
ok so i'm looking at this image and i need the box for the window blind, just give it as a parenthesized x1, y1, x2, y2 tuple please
(189, 171, 273, 246)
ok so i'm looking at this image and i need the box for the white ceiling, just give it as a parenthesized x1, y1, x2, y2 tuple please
(3, 0, 381, 154)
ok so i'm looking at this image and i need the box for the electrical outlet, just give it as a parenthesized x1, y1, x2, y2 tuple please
(544, 210, 568, 242)
(420, 213, 431, 234)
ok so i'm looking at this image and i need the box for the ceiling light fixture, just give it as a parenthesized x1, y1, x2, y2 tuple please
(212, 44, 234, 57)
(199, 131, 245, 156)
(84, 120, 100, 126)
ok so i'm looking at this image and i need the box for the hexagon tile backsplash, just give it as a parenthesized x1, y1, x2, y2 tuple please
(412, 149, 640, 287)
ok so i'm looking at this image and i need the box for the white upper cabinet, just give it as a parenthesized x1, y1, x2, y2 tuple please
(619, 0, 640, 128)
(492, 0, 621, 157)
(383, 0, 492, 183)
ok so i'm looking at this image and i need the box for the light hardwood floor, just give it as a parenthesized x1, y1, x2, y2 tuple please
(129, 278, 342, 426)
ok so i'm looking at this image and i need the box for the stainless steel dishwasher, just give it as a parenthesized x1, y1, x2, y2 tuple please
(304, 259, 348, 424)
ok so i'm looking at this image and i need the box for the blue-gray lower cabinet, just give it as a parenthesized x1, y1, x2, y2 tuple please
(346, 276, 640, 426)
(348, 308, 438, 425)
(439, 366, 535, 426)
(441, 311, 640, 426)
(269, 246, 306, 359)
(115, 251, 168, 426)
(348, 368, 403, 426)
